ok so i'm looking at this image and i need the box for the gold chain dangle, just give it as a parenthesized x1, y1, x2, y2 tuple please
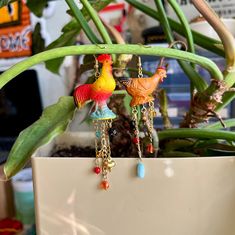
(137, 56, 143, 78)
(120, 54, 167, 179)
(142, 101, 156, 154)
(73, 54, 117, 191)
(131, 104, 145, 179)
(93, 120, 102, 175)
(93, 118, 116, 190)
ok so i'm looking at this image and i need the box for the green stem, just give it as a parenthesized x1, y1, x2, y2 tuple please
(127, 67, 153, 76)
(0, 44, 223, 89)
(80, 0, 112, 45)
(154, 0, 173, 41)
(168, 0, 195, 95)
(113, 90, 127, 95)
(158, 128, 235, 141)
(158, 89, 172, 129)
(203, 118, 235, 129)
(161, 0, 197, 94)
(168, 0, 196, 96)
(125, 0, 224, 57)
(179, 62, 207, 92)
(224, 69, 235, 88)
(191, 0, 235, 70)
(154, 0, 207, 92)
(167, 0, 195, 55)
(215, 71, 235, 112)
(215, 90, 235, 111)
(65, 0, 100, 44)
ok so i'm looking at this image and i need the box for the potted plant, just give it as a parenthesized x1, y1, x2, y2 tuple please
(1, 0, 235, 234)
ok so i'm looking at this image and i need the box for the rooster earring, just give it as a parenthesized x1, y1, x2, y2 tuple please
(121, 55, 167, 178)
(73, 54, 117, 190)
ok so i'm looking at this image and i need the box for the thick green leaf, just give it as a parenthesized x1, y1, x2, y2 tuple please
(45, 30, 77, 74)
(45, 58, 66, 75)
(26, 0, 48, 17)
(3, 96, 75, 180)
(158, 128, 235, 142)
(62, 19, 78, 33)
(163, 139, 194, 151)
(195, 142, 235, 156)
(32, 23, 46, 54)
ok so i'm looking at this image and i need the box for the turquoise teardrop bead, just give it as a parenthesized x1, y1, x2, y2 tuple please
(137, 162, 145, 179)
(95, 131, 101, 138)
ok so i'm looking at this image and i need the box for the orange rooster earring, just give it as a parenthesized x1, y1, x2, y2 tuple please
(121, 55, 167, 178)
(73, 54, 117, 190)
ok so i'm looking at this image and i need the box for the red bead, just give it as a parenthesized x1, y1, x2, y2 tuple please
(100, 180, 109, 190)
(132, 137, 139, 144)
(146, 143, 154, 153)
(93, 166, 101, 174)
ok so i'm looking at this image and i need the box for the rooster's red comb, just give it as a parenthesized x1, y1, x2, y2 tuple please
(97, 54, 112, 63)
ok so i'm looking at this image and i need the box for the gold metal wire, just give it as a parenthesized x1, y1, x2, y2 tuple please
(132, 106, 142, 161)
(94, 56, 100, 79)
(100, 121, 108, 179)
(93, 120, 100, 157)
(137, 56, 143, 78)
(105, 120, 112, 159)
(148, 101, 155, 145)
(141, 102, 155, 149)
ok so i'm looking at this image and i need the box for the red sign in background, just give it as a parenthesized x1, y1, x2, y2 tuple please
(0, 0, 32, 58)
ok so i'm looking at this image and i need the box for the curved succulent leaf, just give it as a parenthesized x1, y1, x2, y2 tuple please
(2, 96, 75, 180)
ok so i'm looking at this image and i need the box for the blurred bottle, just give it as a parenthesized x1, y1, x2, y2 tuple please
(12, 168, 35, 226)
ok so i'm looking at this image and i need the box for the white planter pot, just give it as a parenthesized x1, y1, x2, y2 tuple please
(32, 132, 235, 235)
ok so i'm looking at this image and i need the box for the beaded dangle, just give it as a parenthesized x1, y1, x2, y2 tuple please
(121, 55, 167, 178)
(73, 54, 117, 190)
(93, 119, 116, 190)
(131, 106, 145, 178)
(141, 101, 156, 154)
(91, 55, 116, 190)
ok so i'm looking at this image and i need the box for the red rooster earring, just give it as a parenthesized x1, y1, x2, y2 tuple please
(121, 56, 167, 178)
(73, 54, 117, 190)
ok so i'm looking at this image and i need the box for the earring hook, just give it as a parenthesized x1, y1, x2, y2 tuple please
(93, 55, 100, 78)
(135, 55, 143, 78)
(158, 40, 188, 68)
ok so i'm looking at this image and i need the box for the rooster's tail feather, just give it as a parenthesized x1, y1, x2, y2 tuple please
(73, 84, 92, 108)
